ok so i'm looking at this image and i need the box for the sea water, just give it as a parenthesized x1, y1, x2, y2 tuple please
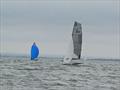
(0, 55, 120, 90)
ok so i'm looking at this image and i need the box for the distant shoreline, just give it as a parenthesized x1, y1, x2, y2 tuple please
(0, 53, 120, 61)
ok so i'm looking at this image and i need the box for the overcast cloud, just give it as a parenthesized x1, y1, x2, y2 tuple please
(0, 0, 119, 58)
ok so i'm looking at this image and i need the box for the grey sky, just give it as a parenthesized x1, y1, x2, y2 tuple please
(0, 0, 119, 58)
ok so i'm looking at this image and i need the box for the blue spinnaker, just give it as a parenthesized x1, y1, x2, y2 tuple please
(31, 42, 39, 60)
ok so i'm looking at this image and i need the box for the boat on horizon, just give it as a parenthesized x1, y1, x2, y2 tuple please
(31, 42, 39, 60)
(63, 21, 82, 65)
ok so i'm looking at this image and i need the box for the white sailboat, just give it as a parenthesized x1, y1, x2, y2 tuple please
(63, 21, 82, 65)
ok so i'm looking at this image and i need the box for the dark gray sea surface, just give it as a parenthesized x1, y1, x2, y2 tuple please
(0, 56, 120, 90)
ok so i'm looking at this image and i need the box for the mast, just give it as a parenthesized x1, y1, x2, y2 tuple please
(72, 21, 82, 59)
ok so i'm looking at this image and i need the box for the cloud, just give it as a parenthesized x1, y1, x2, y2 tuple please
(1, 0, 119, 26)
(0, 0, 119, 58)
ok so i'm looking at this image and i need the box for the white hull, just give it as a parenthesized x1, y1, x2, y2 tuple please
(63, 58, 84, 65)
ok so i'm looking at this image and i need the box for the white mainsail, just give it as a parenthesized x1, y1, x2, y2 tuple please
(63, 21, 82, 64)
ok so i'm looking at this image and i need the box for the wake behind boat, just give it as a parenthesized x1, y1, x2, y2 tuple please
(63, 21, 82, 65)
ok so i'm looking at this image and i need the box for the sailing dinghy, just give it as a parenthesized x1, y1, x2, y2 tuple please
(63, 21, 82, 65)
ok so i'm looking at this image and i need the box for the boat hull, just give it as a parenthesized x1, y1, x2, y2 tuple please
(63, 59, 84, 65)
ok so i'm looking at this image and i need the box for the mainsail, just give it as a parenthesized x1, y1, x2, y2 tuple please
(72, 21, 82, 59)
(63, 21, 82, 64)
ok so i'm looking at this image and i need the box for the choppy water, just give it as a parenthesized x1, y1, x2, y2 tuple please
(0, 56, 120, 90)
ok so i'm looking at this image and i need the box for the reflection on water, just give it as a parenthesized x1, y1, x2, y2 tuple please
(0, 56, 120, 90)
